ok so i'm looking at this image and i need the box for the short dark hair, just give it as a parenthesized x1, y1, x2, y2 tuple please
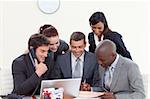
(39, 24, 59, 37)
(89, 12, 108, 30)
(70, 31, 86, 44)
(28, 33, 49, 50)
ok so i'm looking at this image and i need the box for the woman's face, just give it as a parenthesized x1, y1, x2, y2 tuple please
(48, 36, 60, 52)
(91, 21, 104, 36)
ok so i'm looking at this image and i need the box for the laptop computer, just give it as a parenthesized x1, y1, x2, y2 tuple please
(39, 78, 81, 98)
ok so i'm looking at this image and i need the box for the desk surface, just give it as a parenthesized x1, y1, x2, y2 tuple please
(22, 91, 104, 99)
(78, 91, 104, 98)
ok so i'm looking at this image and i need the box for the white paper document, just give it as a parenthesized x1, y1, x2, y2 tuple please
(75, 91, 104, 99)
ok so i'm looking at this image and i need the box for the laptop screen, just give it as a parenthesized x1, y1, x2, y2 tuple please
(40, 78, 81, 98)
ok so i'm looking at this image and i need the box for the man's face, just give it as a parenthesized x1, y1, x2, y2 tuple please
(48, 36, 60, 52)
(91, 21, 104, 36)
(70, 39, 86, 58)
(96, 48, 114, 68)
(35, 45, 49, 63)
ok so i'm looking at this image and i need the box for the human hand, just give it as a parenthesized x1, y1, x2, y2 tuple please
(101, 92, 116, 99)
(35, 60, 48, 77)
(80, 82, 91, 91)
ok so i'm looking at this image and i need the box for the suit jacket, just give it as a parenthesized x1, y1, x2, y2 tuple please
(12, 53, 54, 96)
(94, 55, 145, 99)
(54, 51, 100, 87)
(88, 32, 132, 59)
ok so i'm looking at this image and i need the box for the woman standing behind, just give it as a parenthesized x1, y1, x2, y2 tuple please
(39, 24, 69, 61)
(88, 11, 132, 59)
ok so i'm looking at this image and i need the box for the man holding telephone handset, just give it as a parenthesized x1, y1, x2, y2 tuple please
(12, 33, 55, 96)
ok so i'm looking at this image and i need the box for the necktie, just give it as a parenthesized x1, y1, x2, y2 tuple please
(104, 67, 113, 90)
(73, 58, 81, 78)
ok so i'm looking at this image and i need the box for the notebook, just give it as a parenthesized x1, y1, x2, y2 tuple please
(39, 78, 81, 98)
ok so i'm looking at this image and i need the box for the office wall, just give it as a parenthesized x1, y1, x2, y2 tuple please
(0, 0, 150, 97)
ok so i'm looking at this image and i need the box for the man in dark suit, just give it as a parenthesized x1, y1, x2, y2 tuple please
(94, 39, 145, 99)
(12, 34, 54, 96)
(55, 32, 100, 91)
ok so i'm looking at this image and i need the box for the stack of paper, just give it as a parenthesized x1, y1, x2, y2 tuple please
(75, 91, 104, 99)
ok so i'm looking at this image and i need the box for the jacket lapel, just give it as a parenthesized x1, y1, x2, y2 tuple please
(63, 52, 72, 78)
(83, 51, 92, 79)
(24, 54, 35, 75)
(110, 56, 123, 90)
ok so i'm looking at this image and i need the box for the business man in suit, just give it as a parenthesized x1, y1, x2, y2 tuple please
(55, 31, 100, 90)
(94, 39, 145, 99)
(12, 34, 54, 96)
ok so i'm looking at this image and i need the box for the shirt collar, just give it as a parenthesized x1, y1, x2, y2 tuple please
(110, 54, 119, 69)
(94, 33, 104, 41)
(71, 52, 85, 62)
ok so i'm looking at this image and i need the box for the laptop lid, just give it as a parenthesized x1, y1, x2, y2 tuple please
(40, 78, 81, 98)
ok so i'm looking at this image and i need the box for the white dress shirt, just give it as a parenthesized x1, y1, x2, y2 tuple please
(71, 52, 84, 77)
(104, 54, 119, 90)
(94, 33, 104, 46)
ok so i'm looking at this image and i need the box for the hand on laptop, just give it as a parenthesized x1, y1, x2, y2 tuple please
(80, 82, 91, 91)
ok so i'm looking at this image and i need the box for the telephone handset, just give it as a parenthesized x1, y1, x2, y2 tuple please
(29, 47, 39, 67)
(29, 47, 40, 96)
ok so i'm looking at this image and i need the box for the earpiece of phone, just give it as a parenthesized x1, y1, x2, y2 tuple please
(29, 47, 38, 67)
